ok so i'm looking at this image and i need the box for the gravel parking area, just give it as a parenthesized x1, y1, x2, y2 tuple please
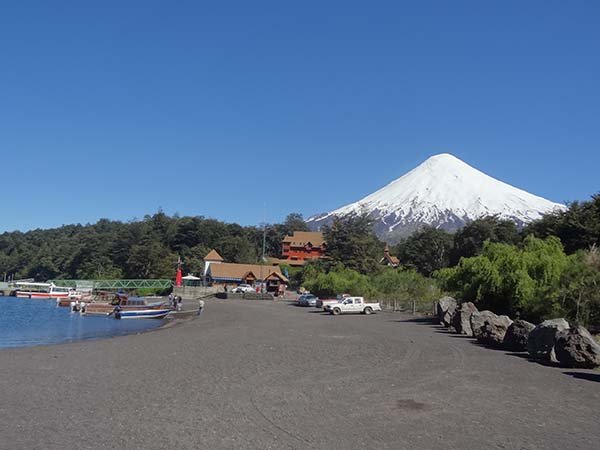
(0, 299, 598, 449)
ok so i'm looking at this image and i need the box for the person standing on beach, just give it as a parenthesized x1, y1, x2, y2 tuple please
(197, 299, 205, 315)
(177, 296, 183, 311)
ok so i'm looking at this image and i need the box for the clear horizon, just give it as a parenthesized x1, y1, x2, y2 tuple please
(1, 1, 598, 233)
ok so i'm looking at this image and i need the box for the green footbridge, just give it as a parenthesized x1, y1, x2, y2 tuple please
(50, 279, 173, 291)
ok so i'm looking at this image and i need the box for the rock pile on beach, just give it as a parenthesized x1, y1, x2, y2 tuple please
(477, 315, 513, 347)
(433, 297, 600, 369)
(451, 302, 478, 336)
(470, 310, 498, 339)
(436, 296, 457, 327)
(527, 318, 570, 363)
(503, 320, 535, 352)
(554, 326, 600, 369)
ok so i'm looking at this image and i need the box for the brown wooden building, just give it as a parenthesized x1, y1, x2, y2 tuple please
(281, 231, 326, 264)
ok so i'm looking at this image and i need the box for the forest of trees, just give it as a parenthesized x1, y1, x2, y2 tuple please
(3, 194, 600, 326)
(0, 211, 308, 281)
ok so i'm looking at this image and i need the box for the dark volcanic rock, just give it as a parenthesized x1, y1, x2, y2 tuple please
(436, 296, 457, 327)
(470, 311, 498, 339)
(527, 318, 570, 362)
(554, 326, 600, 369)
(476, 315, 513, 347)
(451, 302, 478, 336)
(503, 319, 535, 352)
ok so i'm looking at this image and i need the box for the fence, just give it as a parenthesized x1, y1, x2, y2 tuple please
(378, 298, 436, 315)
(173, 285, 221, 300)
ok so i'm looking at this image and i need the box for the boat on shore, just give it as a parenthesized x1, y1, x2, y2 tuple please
(56, 289, 93, 306)
(114, 308, 171, 319)
(79, 292, 167, 316)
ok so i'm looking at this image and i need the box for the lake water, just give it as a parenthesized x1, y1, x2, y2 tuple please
(0, 296, 165, 349)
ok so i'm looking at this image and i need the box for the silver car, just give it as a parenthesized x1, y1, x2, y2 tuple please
(297, 294, 318, 307)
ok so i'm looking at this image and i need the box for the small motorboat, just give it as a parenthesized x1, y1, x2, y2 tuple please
(81, 292, 166, 316)
(113, 308, 171, 319)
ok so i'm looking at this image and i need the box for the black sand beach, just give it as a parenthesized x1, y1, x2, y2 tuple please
(1, 299, 598, 450)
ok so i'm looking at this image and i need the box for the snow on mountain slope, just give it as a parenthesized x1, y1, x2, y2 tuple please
(307, 153, 566, 241)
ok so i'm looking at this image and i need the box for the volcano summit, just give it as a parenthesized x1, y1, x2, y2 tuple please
(307, 153, 565, 242)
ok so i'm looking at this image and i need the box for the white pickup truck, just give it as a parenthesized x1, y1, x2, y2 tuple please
(329, 297, 382, 315)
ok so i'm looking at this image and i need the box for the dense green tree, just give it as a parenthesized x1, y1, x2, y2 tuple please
(302, 265, 375, 297)
(323, 214, 383, 274)
(450, 216, 520, 265)
(524, 194, 600, 253)
(282, 213, 309, 234)
(215, 235, 258, 264)
(436, 235, 568, 321)
(558, 247, 600, 327)
(394, 227, 454, 276)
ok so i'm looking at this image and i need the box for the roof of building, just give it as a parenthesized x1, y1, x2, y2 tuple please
(204, 249, 224, 262)
(265, 272, 287, 281)
(266, 257, 307, 267)
(282, 231, 325, 247)
(208, 263, 288, 283)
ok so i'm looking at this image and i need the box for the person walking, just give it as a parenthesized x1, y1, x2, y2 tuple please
(177, 296, 183, 311)
(197, 299, 205, 315)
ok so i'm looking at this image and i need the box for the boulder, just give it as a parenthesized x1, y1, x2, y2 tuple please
(554, 326, 600, 369)
(470, 311, 498, 339)
(436, 296, 457, 327)
(527, 318, 570, 362)
(451, 302, 478, 336)
(476, 315, 513, 347)
(502, 319, 535, 352)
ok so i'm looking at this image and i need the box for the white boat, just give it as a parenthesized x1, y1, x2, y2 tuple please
(114, 308, 171, 319)
(15, 282, 74, 300)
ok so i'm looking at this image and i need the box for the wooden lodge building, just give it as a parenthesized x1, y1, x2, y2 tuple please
(203, 249, 288, 293)
(281, 231, 326, 264)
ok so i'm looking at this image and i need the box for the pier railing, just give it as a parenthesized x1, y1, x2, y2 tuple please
(50, 279, 174, 290)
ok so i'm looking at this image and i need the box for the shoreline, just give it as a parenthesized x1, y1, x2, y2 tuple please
(0, 296, 201, 352)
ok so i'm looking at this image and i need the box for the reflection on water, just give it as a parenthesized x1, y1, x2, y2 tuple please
(0, 296, 164, 349)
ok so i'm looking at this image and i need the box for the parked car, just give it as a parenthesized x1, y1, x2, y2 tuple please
(317, 294, 350, 311)
(232, 284, 255, 293)
(297, 294, 319, 307)
(329, 297, 381, 315)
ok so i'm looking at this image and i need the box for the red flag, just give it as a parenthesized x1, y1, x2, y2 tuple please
(175, 256, 183, 287)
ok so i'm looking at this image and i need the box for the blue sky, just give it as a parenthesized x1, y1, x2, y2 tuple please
(1, 1, 598, 232)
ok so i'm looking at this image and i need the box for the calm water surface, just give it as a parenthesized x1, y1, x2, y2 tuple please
(0, 296, 164, 349)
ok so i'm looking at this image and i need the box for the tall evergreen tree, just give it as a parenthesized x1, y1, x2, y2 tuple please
(323, 214, 383, 274)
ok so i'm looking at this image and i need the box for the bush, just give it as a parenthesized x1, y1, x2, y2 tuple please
(302, 266, 375, 298)
(436, 236, 568, 322)
(371, 268, 441, 312)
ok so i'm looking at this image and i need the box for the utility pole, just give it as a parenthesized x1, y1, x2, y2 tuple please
(261, 203, 267, 293)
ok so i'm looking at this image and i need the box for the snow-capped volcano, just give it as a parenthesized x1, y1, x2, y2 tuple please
(307, 153, 566, 241)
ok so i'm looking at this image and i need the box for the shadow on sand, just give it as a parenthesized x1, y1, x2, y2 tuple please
(396, 317, 437, 324)
(563, 371, 600, 383)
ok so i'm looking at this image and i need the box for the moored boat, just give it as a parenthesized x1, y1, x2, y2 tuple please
(114, 308, 171, 319)
(56, 289, 93, 307)
(16, 282, 75, 300)
(80, 293, 166, 316)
